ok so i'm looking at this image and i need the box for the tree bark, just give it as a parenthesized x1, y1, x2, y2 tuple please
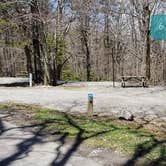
(24, 45, 33, 74)
(31, 0, 43, 84)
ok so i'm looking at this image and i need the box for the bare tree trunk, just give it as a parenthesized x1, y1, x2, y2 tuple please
(24, 45, 33, 74)
(86, 43, 91, 81)
(162, 41, 166, 85)
(81, 29, 91, 81)
(31, 0, 43, 84)
(112, 47, 115, 87)
(57, 64, 62, 80)
(143, 2, 151, 80)
(103, 0, 110, 80)
(145, 29, 151, 80)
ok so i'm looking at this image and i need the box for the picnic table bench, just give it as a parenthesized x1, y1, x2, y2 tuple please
(121, 76, 146, 88)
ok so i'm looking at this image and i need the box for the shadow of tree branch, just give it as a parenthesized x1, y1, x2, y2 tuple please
(0, 121, 49, 166)
(0, 112, 165, 166)
(0, 119, 5, 135)
(123, 138, 166, 166)
(50, 114, 111, 166)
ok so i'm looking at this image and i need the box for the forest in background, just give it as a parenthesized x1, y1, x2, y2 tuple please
(0, 0, 166, 86)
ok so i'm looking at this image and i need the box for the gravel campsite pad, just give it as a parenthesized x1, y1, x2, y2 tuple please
(0, 81, 166, 166)
(0, 81, 166, 126)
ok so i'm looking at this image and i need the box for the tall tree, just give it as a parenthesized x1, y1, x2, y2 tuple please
(78, 0, 92, 81)
(30, 0, 43, 83)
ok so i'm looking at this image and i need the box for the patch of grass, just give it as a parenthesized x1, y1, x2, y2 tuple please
(0, 103, 165, 165)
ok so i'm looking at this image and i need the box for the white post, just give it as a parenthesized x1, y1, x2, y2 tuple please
(29, 73, 32, 87)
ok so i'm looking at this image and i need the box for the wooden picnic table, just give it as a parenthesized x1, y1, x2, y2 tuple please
(121, 76, 146, 87)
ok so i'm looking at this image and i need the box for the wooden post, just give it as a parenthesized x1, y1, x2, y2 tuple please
(87, 92, 93, 116)
(29, 73, 32, 87)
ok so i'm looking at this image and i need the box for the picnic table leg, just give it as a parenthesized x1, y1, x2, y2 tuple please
(142, 77, 146, 87)
(121, 78, 125, 88)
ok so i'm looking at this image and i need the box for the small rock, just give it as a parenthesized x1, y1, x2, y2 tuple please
(119, 110, 134, 121)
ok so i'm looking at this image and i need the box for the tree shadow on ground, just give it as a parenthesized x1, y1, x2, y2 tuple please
(0, 121, 49, 166)
(50, 114, 111, 166)
(123, 136, 166, 166)
(0, 114, 111, 166)
(0, 112, 165, 166)
(0, 114, 11, 135)
(0, 119, 5, 135)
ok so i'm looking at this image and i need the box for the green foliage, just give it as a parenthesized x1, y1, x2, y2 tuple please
(0, 2, 12, 12)
(10, 41, 30, 48)
(0, 39, 29, 48)
(0, 19, 18, 30)
(0, 18, 28, 48)
(56, 33, 65, 64)
(62, 65, 80, 81)
(46, 33, 55, 52)
(45, 33, 66, 65)
(73, 69, 96, 81)
(89, 70, 95, 80)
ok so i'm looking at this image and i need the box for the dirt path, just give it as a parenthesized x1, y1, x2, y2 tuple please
(0, 82, 166, 122)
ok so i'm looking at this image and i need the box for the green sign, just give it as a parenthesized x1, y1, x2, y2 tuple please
(150, 15, 166, 40)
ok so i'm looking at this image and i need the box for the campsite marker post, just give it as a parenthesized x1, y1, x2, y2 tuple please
(87, 92, 93, 116)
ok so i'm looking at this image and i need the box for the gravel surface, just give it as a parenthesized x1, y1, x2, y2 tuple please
(0, 82, 165, 121)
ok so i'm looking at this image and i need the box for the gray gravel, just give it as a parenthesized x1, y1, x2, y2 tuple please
(0, 82, 165, 121)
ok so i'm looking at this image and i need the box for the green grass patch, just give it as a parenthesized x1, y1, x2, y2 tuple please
(0, 103, 165, 165)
